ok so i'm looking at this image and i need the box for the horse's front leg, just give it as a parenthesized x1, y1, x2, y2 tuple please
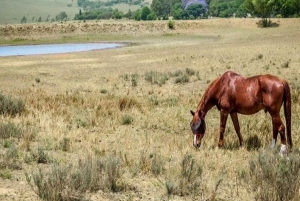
(218, 110, 229, 147)
(230, 112, 244, 147)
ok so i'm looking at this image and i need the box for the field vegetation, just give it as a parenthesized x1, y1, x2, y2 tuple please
(0, 18, 300, 200)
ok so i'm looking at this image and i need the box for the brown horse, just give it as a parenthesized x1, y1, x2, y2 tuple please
(190, 71, 292, 154)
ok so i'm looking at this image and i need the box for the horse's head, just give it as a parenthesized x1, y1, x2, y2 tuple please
(190, 110, 206, 148)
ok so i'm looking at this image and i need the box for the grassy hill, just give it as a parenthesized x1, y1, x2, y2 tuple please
(0, 0, 79, 24)
(0, 0, 147, 25)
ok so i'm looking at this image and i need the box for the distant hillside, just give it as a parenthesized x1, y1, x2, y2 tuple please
(0, 0, 80, 24)
(0, 0, 147, 25)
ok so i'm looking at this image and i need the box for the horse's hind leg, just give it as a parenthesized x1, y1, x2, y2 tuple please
(271, 115, 287, 155)
(230, 112, 243, 146)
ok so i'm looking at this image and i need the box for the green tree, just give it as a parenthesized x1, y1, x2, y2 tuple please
(56, 12, 68, 21)
(147, 12, 157, 20)
(134, 9, 142, 21)
(141, 6, 151, 20)
(172, 3, 183, 19)
(151, 0, 180, 19)
(112, 9, 123, 19)
(274, 0, 293, 17)
(124, 9, 133, 19)
(182, 4, 205, 19)
(209, 0, 245, 18)
(21, 16, 27, 24)
(244, 0, 277, 27)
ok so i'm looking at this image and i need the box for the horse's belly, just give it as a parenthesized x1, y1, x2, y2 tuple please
(235, 103, 264, 115)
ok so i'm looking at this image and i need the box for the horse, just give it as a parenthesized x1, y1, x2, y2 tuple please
(190, 71, 292, 155)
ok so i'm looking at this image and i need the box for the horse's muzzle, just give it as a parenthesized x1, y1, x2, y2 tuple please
(193, 133, 203, 149)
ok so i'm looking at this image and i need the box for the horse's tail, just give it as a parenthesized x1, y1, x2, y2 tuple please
(283, 81, 292, 148)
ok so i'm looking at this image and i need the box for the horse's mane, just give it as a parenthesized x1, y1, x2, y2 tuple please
(197, 75, 222, 114)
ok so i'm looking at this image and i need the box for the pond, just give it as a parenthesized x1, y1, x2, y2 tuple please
(0, 43, 123, 57)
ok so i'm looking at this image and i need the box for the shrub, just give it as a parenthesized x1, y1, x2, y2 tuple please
(0, 169, 12, 179)
(166, 153, 204, 196)
(185, 68, 196, 76)
(100, 89, 108, 94)
(0, 93, 25, 116)
(144, 71, 169, 86)
(168, 20, 175, 29)
(131, 73, 138, 87)
(35, 78, 41, 83)
(136, 151, 165, 176)
(121, 115, 133, 125)
(0, 121, 22, 139)
(118, 97, 142, 111)
(281, 61, 289, 68)
(174, 74, 189, 84)
(26, 154, 125, 201)
(31, 147, 51, 164)
(256, 53, 263, 60)
(150, 153, 165, 176)
(59, 137, 71, 152)
(249, 150, 300, 201)
(0, 143, 22, 170)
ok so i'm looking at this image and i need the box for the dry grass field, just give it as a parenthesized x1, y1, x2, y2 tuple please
(0, 18, 300, 201)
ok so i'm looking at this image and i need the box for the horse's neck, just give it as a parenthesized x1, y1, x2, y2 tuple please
(197, 91, 215, 117)
(197, 83, 218, 116)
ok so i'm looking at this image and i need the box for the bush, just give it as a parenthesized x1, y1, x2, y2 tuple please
(100, 89, 108, 94)
(131, 73, 139, 87)
(174, 74, 189, 84)
(26, 154, 124, 201)
(121, 115, 133, 125)
(135, 151, 165, 176)
(118, 97, 141, 111)
(59, 137, 71, 152)
(0, 143, 22, 170)
(168, 20, 175, 29)
(0, 93, 25, 116)
(166, 153, 203, 196)
(0, 169, 12, 179)
(144, 71, 169, 86)
(0, 121, 22, 139)
(249, 150, 300, 201)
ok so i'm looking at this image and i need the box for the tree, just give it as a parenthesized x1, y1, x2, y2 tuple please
(134, 9, 142, 21)
(56, 12, 68, 21)
(209, 0, 245, 18)
(21, 16, 27, 24)
(151, 0, 180, 19)
(141, 6, 151, 20)
(124, 9, 133, 19)
(112, 9, 123, 19)
(182, 3, 205, 19)
(244, 0, 277, 27)
(273, 0, 293, 17)
(172, 3, 183, 19)
(147, 12, 157, 20)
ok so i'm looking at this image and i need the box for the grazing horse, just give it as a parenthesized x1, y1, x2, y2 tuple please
(190, 71, 292, 155)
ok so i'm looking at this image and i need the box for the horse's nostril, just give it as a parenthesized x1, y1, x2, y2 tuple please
(194, 143, 201, 149)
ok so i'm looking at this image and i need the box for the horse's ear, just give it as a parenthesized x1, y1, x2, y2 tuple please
(190, 110, 195, 116)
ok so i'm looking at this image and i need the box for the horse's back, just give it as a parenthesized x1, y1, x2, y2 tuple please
(216, 71, 285, 114)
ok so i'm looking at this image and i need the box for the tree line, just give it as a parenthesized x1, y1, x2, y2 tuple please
(74, 0, 300, 22)
(20, 0, 300, 27)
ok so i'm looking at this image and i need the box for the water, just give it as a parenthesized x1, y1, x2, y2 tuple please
(0, 43, 122, 57)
